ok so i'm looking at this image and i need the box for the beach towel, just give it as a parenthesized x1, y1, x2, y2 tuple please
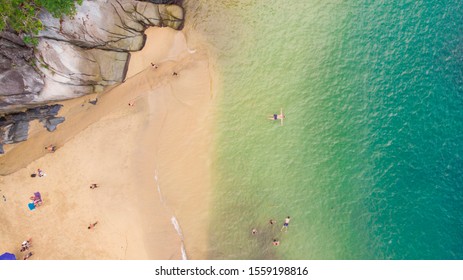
(0, 252, 16, 260)
(28, 202, 35, 210)
(34, 192, 42, 202)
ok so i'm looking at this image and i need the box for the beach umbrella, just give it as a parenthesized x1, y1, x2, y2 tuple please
(0, 252, 16, 260)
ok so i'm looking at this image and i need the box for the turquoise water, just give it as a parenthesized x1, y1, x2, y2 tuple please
(187, 0, 463, 259)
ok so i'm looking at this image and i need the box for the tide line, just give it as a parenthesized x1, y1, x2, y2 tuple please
(154, 169, 188, 260)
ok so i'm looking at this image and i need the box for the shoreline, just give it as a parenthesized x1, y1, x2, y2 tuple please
(0, 26, 214, 259)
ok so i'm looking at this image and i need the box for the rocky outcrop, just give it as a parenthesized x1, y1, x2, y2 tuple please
(0, 32, 45, 110)
(0, 104, 64, 153)
(0, 0, 184, 113)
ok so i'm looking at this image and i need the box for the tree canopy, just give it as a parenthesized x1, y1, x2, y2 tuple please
(0, 0, 83, 44)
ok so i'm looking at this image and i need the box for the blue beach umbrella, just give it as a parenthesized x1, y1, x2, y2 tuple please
(0, 252, 16, 260)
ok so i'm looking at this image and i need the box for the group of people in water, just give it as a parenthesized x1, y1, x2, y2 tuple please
(250, 112, 288, 246)
(251, 216, 291, 247)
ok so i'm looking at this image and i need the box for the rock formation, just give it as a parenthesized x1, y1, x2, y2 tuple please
(0, 32, 45, 111)
(0, 104, 64, 153)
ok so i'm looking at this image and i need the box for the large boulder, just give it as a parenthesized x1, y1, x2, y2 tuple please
(35, 39, 129, 101)
(0, 32, 45, 110)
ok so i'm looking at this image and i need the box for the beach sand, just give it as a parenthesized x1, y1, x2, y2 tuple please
(0, 27, 214, 259)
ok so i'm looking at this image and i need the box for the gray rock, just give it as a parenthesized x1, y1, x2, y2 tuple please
(0, 123, 13, 144)
(41, 116, 65, 132)
(0, 104, 63, 145)
(0, 120, 30, 144)
(35, 39, 129, 101)
(0, 66, 45, 96)
(26, 104, 62, 118)
(0, 32, 45, 111)
(11, 121, 29, 142)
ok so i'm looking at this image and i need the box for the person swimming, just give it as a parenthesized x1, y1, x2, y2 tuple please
(269, 113, 285, 120)
(281, 216, 291, 232)
(268, 108, 285, 125)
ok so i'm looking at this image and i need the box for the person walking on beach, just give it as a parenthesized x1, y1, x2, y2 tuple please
(150, 62, 158, 69)
(281, 216, 290, 232)
(23, 252, 33, 260)
(269, 219, 276, 225)
(88, 221, 98, 229)
(172, 72, 178, 76)
(90, 183, 99, 189)
(272, 239, 280, 246)
(37, 168, 45, 177)
(251, 228, 258, 235)
(45, 145, 56, 152)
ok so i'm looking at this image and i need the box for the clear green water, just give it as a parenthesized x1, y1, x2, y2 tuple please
(187, 0, 463, 259)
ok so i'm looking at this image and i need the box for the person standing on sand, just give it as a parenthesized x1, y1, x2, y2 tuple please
(20, 239, 31, 252)
(23, 252, 33, 260)
(281, 216, 290, 232)
(45, 145, 56, 152)
(37, 168, 45, 177)
(88, 221, 98, 229)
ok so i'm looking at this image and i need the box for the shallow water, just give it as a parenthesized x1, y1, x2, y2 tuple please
(186, 0, 463, 259)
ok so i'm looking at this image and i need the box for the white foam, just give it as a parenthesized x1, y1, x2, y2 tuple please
(154, 170, 163, 203)
(170, 216, 184, 239)
(181, 244, 188, 260)
(171, 216, 188, 260)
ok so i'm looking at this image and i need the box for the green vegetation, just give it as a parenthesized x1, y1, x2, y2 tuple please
(0, 0, 83, 45)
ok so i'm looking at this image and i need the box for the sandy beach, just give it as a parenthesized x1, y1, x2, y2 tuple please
(0, 26, 214, 259)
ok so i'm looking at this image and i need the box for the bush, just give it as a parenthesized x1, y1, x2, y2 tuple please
(0, 0, 83, 44)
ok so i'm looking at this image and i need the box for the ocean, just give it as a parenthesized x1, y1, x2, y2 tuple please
(186, 0, 463, 259)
